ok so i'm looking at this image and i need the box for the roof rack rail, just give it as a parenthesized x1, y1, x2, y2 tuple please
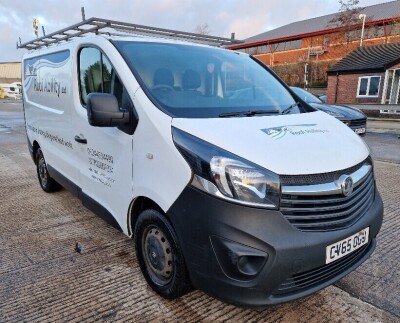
(17, 17, 244, 50)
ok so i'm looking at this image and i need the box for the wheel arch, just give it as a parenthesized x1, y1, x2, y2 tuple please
(32, 140, 40, 164)
(128, 196, 164, 237)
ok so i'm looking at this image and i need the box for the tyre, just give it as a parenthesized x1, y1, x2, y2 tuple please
(134, 209, 192, 299)
(35, 148, 61, 192)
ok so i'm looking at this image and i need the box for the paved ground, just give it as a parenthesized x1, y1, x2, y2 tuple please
(365, 119, 400, 164)
(0, 101, 399, 322)
(364, 132, 400, 164)
(367, 120, 400, 133)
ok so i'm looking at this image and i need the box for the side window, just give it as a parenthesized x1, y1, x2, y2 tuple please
(79, 48, 102, 105)
(79, 47, 124, 106)
(102, 55, 124, 107)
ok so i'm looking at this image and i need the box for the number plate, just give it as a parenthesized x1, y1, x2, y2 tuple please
(326, 227, 369, 264)
(355, 127, 366, 134)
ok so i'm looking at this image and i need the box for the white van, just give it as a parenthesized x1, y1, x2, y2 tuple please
(0, 82, 22, 100)
(20, 18, 383, 307)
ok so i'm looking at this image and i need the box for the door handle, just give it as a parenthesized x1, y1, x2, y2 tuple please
(74, 135, 87, 144)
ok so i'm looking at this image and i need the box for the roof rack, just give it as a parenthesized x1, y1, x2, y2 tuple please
(17, 17, 243, 50)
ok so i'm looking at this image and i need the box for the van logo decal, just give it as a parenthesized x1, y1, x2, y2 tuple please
(337, 175, 354, 197)
(23, 50, 70, 97)
(261, 124, 328, 140)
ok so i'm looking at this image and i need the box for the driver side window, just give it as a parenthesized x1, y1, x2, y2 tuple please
(79, 47, 124, 107)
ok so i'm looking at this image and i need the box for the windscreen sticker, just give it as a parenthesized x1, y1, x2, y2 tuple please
(261, 124, 329, 140)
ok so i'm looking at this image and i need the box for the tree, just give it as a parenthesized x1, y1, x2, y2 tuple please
(330, 0, 363, 28)
(328, 0, 365, 52)
(194, 23, 212, 35)
(83, 62, 111, 98)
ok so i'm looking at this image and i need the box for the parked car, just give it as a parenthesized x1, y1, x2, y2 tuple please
(291, 87, 367, 136)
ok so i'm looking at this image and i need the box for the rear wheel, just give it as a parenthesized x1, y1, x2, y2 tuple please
(36, 148, 61, 192)
(134, 209, 191, 299)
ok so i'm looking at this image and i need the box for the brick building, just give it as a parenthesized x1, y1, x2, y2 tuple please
(326, 42, 400, 105)
(228, 1, 400, 86)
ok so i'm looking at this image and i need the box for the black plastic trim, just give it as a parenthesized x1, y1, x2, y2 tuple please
(166, 184, 383, 307)
(48, 165, 80, 197)
(27, 136, 34, 162)
(47, 165, 123, 232)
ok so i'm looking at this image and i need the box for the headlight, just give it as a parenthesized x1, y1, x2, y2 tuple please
(172, 127, 280, 209)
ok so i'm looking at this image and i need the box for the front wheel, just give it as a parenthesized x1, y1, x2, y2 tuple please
(36, 148, 61, 192)
(134, 209, 191, 299)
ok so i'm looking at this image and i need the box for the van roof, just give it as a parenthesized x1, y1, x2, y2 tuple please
(17, 17, 243, 51)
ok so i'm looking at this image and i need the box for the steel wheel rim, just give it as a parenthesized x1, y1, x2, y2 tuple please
(38, 156, 48, 188)
(142, 225, 174, 286)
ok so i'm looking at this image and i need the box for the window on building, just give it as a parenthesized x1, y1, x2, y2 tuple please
(243, 39, 302, 55)
(357, 76, 381, 97)
(346, 29, 361, 42)
(387, 23, 400, 36)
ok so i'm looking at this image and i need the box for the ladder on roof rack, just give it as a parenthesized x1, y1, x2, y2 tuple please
(17, 17, 243, 50)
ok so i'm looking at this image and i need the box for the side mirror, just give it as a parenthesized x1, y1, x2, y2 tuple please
(87, 93, 129, 127)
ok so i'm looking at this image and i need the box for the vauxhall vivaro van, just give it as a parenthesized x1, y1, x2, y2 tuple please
(20, 18, 383, 307)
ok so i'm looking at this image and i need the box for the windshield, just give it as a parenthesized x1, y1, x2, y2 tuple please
(290, 87, 322, 104)
(114, 41, 299, 118)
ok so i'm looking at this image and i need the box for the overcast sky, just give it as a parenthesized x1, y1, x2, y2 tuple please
(0, 0, 391, 62)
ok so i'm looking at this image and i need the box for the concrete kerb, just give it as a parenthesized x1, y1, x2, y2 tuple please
(368, 117, 400, 122)
(374, 158, 400, 165)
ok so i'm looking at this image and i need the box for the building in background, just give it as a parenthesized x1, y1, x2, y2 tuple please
(0, 62, 21, 83)
(228, 1, 400, 87)
(0, 62, 22, 99)
(327, 42, 400, 106)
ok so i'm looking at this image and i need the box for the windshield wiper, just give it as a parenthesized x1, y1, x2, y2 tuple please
(280, 102, 300, 115)
(219, 109, 280, 118)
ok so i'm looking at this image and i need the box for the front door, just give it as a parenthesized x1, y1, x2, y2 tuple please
(73, 46, 135, 232)
(390, 70, 400, 104)
(384, 69, 400, 104)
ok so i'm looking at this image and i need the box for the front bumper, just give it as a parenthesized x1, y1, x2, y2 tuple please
(166, 185, 383, 307)
(342, 118, 367, 136)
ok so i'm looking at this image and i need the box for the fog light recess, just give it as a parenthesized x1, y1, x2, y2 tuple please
(210, 236, 268, 281)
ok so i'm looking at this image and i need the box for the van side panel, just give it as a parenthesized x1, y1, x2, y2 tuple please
(131, 88, 192, 213)
(23, 38, 192, 236)
(23, 49, 78, 188)
(69, 39, 192, 234)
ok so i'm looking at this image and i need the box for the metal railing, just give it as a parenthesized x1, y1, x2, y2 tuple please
(17, 17, 243, 50)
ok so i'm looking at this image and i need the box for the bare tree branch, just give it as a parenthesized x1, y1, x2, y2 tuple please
(194, 23, 212, 35)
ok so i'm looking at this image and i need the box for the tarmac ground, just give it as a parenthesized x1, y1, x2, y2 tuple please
(0, 101, 399, 322)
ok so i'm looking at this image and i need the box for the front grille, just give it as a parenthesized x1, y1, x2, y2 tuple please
(280, 166, 374, 232)
(280, 161, 365, 186)
(273, 242, 371, 295)
(348, 118, 366, 127)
